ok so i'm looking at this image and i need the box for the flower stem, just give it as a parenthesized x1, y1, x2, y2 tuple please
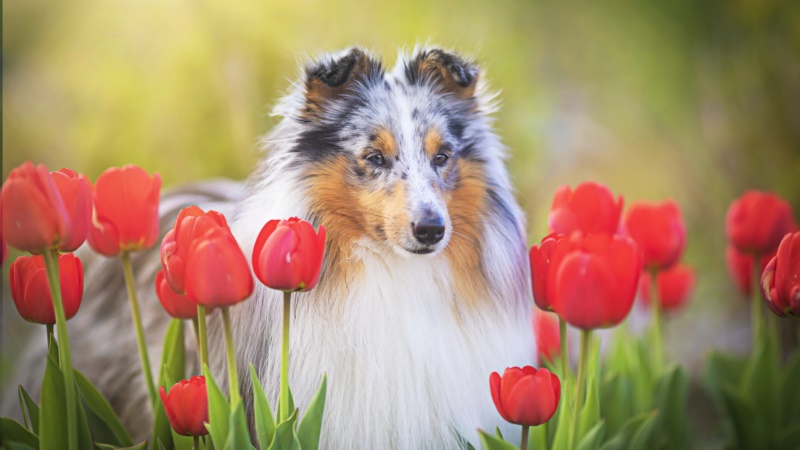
(650, 269, 663, 372)
(197, 306, 209, 368)
(568, 329, 592, 449)
(43, 249, 78, 450)
(279, 291, 292, 421)
(193, 435, 200, 450)
(559, 317, 569, 384)
(221, 307, 240, 404)
(46, 323, 54, 348)
(520, 425, 529, 450)
(751, 254, 762, 347)
(120, 251, 157, 408)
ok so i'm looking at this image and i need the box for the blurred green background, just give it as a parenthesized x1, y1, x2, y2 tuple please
(3, 0, 800, 442)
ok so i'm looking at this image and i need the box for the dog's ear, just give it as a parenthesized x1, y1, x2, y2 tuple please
(302, 48, 382, 119)
(405, 48, 479, 99)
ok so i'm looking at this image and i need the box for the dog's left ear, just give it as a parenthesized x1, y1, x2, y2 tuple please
(302, 48, 382, 119)
(406, 48, 479, 99)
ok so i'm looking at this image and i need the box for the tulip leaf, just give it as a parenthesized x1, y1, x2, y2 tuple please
(780, 350, 800, 423)
(529, 422, 548, 450)
(494, 426, 503, 439)
(598, 411, 651, 450)
(477, 429, 517, 450)
(96, 441, 148, 450)
(250, 364, 276, 449)
(74, 369, 134, 446)
(720, 383, 767, 450)
(628, 410, 659, 450)
(576, 420, 605, 450)
(776, 423, 800, 450)
(39, 339, 92, 450)
(152, 319, 187, 450)
(204, 364, 231, 447)
(703, 350, 747, 410)
(224, 400, 251, 450)
(551, 381, 573, 450)
(738, 332, 780, 426)
(599, 372, 631, 437)
(578, 351, 601, 440)
(17, 385, 39, 434)
(652, 364, 689, 449)
(269, 410, 301, 450)
(298, 374, 327, 450)
(1, 418, 39, 449)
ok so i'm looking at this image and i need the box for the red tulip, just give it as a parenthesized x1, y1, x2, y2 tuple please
(639, 264, 696, 313)
(726, 245, 774, 297)
(1, 162, 70, 253)
(548, 181, 623, 235)
(489, 366, 561, 426)
(252, 218, 327, 292)
(550, 233, 642, 329)
(50, 168, 93, 252)
(622, 200, 686, 270)
(760, 232, 800, 317)
(160, 206, 230, 295)
(532, 310, 561, 366)
(159, 376, 209, 436)
(726, 191, 794, 255)
(529, 233, 564, 312)
(88, 165, 161, 256)
(1, 238, 7, 266)
(9, 253, 83, 324)
(184, 227, 254, 308)
(155, 270, 202, 319)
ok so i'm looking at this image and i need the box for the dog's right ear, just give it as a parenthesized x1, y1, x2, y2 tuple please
(302, 48, 382, 119)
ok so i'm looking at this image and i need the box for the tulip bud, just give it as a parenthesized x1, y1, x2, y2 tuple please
(639, 264, 696, 313)
(726, 191, 794, 255)
(623, 200, 686, 271)
(155, 270, 203, 319)
(9, 253, 83, 324)
(252, 218, 327, 292)
(760, 232, 800, 317)
(184, 227, 254, 308)
(159, 376, 209, 436)
(50, 168, 93, 252)
(489, 366, 561, 426)
(548, 181, 623, 236)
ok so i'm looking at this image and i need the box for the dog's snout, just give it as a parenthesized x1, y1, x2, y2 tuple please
(412, 216, 445, 245)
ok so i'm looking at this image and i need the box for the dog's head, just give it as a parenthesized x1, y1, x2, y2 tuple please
(284, 47, 499, 259)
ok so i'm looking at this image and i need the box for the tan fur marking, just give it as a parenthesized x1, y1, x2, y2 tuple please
(444, 158, 490, 311)
(372, 128, 398, 159)
(418, 55, 478, 100)
(423, 129, 444, 159)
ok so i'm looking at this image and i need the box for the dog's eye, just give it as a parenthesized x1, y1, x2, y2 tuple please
(433, 152, 450, 167)
(366, 153, 387, 167)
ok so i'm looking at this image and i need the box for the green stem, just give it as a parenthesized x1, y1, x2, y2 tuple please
(650, 269, 663, 373)
(751, 254, 762, 348)
(43, 249, 78, 450)
(559, 318, 569, 384)
(196, 307, 209, 369)
(193, 434, 200, 449)
(120, 251, 157, 408)
(279, 291, 292, 421)
(520, 425, 529, 450)
(221, 307, 240, 404)
(46, 323, 54, 348)
(569, 329, 592, 449)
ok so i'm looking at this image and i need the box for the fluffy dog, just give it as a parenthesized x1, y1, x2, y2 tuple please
(6, 46, 534, 449)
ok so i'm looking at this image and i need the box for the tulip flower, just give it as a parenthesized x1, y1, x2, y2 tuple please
(622, 200, 686, 271)
(155, 270, 201, 320)
(529, 233, 564, 312)
(161, 206, 230, 295)
(726, 191, 794, 255)
(50, 168, 93, 252)
(9, 253, 83, 325)
(639, 263, 696, 313)
(548, 181, 623, 236)
(1, 238, 7, 266)
(1, 162, 70, 254)
(252, 217, 327, 292)
(548, 233, 642, 330)
(159, 376, 209, 437)
(760, 232, 800, 317)
(726, 245, 775, 297)
(533, 310, 561, 366)
(88, 165, 161, 256)
(490, 366, 561, 427)
(184, 227, 254, 308)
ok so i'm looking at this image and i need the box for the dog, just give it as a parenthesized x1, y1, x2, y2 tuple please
(6, 46, 534, 449)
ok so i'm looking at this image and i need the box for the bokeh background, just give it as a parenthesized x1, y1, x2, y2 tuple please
(3, 0, 800, 444)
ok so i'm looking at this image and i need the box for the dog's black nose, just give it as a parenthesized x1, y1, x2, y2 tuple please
(412, 216, 445, 245)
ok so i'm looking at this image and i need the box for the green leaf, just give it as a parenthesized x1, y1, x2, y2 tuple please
(477, 429, 518, 450)
(17, 385, 39, 434)
(551, 382, 573, 450)
(598, 411, 652, 450)
(40, 340, 91, 450)
(738, 333, 780, 427)
(96, 441, 148, 450)
(152, 319, 187, 450)
(298, 374, 327, 450)
(224, 400, 251, 450)
(628, 410, 659, 450)
(720, 383, 769, 449)
(158, 438, 169, 450)
(776, 422, 800, 450)
(494, 426, 503, 440)
(578, 357, 600, 439)
(703, 351, 747, 410)
(1, 418, 40, 448)
(204, 364, 231, 448)
(652, 364, 689, 449)
(576, 420, 605, 450)
(780, 350, 800, 423)
(75, 369, 134, 446)
(250, 364, 276, 449)
(268, 410, 301, 450)
(529, 422, 548, 450)
(600, 372, 630, 437)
